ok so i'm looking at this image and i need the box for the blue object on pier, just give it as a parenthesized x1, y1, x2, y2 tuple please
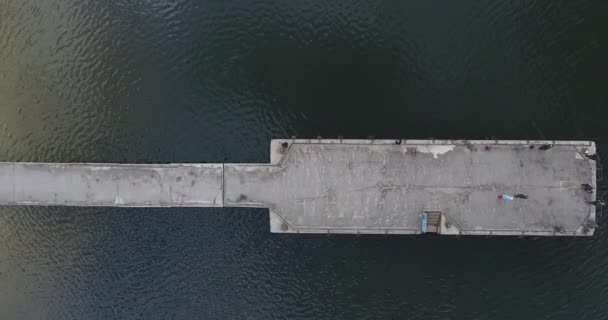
(422, 213, 428, 233)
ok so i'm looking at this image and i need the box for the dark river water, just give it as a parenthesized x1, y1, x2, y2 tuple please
(1, 1, 607, 319)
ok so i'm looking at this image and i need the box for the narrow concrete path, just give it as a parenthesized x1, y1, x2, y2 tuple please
(0, 163, 223, 207)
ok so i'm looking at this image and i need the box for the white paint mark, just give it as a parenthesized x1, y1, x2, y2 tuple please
(416, 145, 455, 159)
(114, 196, 124, 205)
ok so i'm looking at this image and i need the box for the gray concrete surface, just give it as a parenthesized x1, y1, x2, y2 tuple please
(0, 163, 223, 207)
(0, 140, 597, 236)
(226, 139, 597, 236)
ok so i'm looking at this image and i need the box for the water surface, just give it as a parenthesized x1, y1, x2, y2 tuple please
(1, 1, 607, 319)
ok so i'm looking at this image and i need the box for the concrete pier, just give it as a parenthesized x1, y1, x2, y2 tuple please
(0, 163, 223, 207)
(0, 139, 598, 236)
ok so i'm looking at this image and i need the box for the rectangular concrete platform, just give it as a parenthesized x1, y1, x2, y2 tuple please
(227, 139, 597, 236)
(0, 139, 598, 236)
(0, 163, 223, 207)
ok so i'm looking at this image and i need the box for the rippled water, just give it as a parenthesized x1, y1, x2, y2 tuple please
(1, 1, 607, 319)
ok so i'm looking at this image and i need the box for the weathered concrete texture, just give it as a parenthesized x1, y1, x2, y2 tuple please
(0, 139, 597, 236)
(226, 140, 596, 236)
(0, 163, 223, 207)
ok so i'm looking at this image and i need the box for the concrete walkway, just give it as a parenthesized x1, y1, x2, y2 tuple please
(0, 163, 223, 207)
(0, 139, 598, 236)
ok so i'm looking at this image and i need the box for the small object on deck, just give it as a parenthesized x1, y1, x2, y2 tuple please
(484, 146, 491, 151)
(584, 218, 597, 229)
(539, 144, 552, 150)
(582, 184, 594, 193)
(514, 193, 528, 199)
(421, 213, 428, 233)
(529, 145, 535, 149)
(586, 154, 598, 161)
(395, 139, 402, 145)
(498, 194, 514, 200)
(588, 200, 605, 206)
(281, 142, 289, 148)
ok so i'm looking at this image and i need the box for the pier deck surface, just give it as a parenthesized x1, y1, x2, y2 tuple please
(226, 140, 596, 235)
(0, 163, 223, 207)
(0, 140, 597, 236)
